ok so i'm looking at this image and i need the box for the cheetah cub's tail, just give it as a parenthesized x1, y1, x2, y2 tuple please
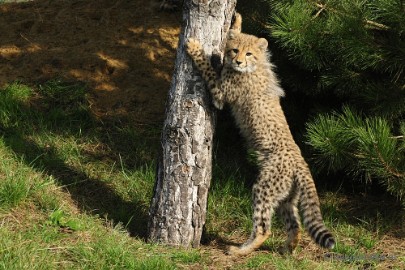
(296, 171, 335, 249)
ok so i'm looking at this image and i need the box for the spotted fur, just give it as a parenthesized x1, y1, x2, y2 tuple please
(186, 13, 335, 255)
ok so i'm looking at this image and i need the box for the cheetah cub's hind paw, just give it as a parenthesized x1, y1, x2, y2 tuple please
(227, 245, 244, 256)
(227, 245, 254, 256)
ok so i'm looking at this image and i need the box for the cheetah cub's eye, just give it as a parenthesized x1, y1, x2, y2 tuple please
(232, 49, 239, 54)
(246, 52, 252, 56)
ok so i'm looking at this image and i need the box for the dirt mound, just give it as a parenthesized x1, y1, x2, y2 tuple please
(0, 0, 180, 124)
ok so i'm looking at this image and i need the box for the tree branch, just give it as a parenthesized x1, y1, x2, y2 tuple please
(313, 2, 390, 30)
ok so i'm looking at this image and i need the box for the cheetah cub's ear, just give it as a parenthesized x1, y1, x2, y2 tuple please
(228, 29, 238, 40)
(231, 12, 242, 33)
(257, 38, 268, 51)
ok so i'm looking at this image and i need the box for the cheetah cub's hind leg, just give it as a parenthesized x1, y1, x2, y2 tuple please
(228, 161, 292, 256)
(277, 183, 302, 254)
(228, 181, 273, 256)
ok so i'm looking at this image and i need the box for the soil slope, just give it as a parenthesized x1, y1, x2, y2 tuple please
(0, 0, 180, 124)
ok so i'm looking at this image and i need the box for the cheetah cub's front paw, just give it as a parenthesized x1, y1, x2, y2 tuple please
(186, 38, 203, 57)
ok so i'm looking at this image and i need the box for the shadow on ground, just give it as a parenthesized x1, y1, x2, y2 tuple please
(0, 0, 180, 124)
(0, 0, 182, 238)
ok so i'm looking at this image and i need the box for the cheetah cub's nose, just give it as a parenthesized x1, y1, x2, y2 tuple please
(236, 60, 242, 65)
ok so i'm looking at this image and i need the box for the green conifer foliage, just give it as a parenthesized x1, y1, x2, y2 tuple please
(306, 108, 405, 201)
(265, 0, 405, 203)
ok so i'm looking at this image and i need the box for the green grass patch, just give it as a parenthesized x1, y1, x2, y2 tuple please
(0, 81, 404, 269)
(207, 166, 252, 236)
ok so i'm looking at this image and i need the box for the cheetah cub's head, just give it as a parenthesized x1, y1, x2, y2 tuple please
(225, 30, 268, 73)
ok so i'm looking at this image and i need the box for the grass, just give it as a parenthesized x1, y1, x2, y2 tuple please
(0, 80, 404, 269)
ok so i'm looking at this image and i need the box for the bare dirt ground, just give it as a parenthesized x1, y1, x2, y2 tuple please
(0, 0, 180, 124)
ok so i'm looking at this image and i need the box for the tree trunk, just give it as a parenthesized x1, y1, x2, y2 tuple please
(147, 0, 237, 248)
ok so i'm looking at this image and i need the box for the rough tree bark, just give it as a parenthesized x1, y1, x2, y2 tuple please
(147, 0, 237, 248)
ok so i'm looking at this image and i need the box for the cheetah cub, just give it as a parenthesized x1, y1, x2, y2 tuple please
(186, 13, 335, 255)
